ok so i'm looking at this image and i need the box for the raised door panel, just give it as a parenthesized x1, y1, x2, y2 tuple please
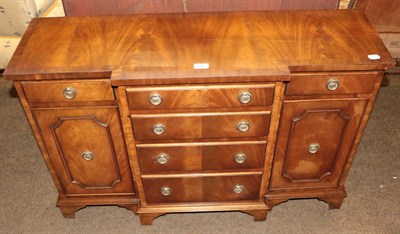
(33, 107, 134, 195)
(270, 99, 367, 190)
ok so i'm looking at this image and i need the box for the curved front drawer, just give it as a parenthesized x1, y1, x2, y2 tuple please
(142, 174, 262, 203)
(131, 111, 271, 141)
(137, 141, 266, 172)
(126, 84, 274, 110)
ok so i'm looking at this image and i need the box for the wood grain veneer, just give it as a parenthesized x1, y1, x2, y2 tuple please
(269, 99, 368, 189)
(136, 141, 266, 172)
(22, 80, 114, 103)
(3, 10, 394, 82)
(286, 73, 378, 95)
(3, 10, 394, 225)
(32, 107, 135, 195)
(131, 111, 271, 140)
(126, 84, 275, 110)
(142, 174, 262, 203)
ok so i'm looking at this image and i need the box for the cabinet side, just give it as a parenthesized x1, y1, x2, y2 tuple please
(12, 81, 66, 196)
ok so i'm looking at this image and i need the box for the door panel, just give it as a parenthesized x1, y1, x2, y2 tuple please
(33, 107, 134, 195)
(270, 99, 367, 190)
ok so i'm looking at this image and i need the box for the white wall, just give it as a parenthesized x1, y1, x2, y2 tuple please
(0, 0, 65, 68)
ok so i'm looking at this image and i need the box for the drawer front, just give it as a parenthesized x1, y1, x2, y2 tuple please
(131, 111, 270, 141)
(137, 141, 266, 172)
(142, 175, 262, 203)
(22, 80, 114, 103)
(126, 84, 274, 110)
(286, 73, 377, 95)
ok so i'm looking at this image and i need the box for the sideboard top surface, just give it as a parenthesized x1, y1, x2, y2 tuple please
(4, 10, 395, 82)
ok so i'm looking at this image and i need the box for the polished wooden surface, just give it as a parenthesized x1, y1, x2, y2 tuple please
(266, 73, 385, 210)
(269, 99, 367, 189)
(124, 78, 277, 224)
(14, 81, 139, 219)
(258, 82, 285, 197)
(136, 141, 266, 172)
(22, 80, 114, 103)
(4, 10, 394, 82)
(33, 107, 135, 195)
(286, 73, 378, 95)
(116, 87, 149, 208)
(126, 84, 274, 110)
(131, 111, 271, 140)
(142, 174, 262, 203)
(137, 201, 268, 225)
(4, 10, 394, 225)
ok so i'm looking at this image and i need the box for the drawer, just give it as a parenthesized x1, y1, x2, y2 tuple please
(22, 80, 114, 103)
(142, 174, 262, 203)
(131, 111, 271, 141)
(137, 141, 266, 172)
(126, 84, 274, 110)
(286, 73, 377, 95)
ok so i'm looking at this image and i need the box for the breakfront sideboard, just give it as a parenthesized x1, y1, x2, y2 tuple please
(4, 10, 394, 225)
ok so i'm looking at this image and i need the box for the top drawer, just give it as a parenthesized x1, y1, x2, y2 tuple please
(22, 80, 114, 103)
(286, 73, 377, 95)
(126, 84, 275, 110)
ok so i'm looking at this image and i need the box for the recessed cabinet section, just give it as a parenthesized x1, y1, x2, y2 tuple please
(32, 107, 134, 196)
(270, 99, 368, 190)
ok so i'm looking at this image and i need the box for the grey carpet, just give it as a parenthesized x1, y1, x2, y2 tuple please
(1, 75, 399, 234)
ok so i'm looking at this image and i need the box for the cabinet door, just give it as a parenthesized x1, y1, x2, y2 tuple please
(33, 107, 134, 195)
(270, 99, 367, 190)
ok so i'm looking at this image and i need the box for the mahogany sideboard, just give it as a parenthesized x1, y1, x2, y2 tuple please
(4, 10, 394, 225)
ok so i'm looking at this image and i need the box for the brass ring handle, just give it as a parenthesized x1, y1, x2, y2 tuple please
(160, 186, 172, 196)
(232, 184, 245, 194)
(234, 153, 247, 164)
(81, 151, 94, 161)
(156, 154, 169, 164)
(326, 79, 340, 91)
(308, 143, 320, 154)
(238, 91, 252, 104)
(153, 124, 165, 135)
(149, 93, 163, 106)
(237, 122, 250, 132)
(63, 87, 76, 99)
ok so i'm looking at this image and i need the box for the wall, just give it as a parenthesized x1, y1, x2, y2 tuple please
(0, 0, 65, 68)
(62, 0, 342, 15)
(355, 0, 399, 58)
